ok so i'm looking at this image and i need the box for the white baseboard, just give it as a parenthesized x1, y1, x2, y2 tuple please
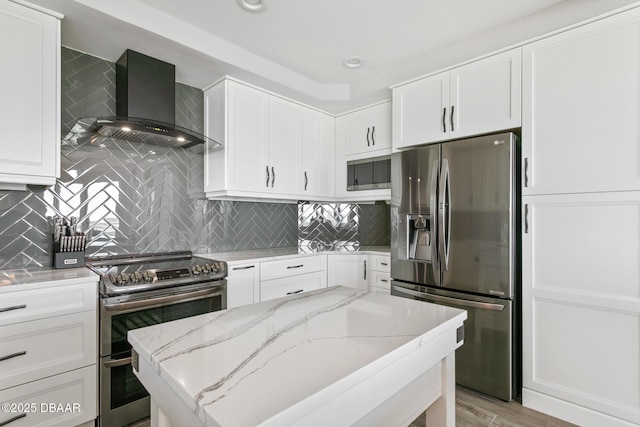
(522, 388, 637, 427)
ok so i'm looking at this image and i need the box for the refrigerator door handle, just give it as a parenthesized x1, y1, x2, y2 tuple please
(439, 159, 451, 271)
(430, 161, 440, 285)
(393, 285, 505, 312)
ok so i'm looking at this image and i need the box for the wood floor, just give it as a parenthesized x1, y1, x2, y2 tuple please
(410, 386, 578, 427)
(127, 386, 578, 427)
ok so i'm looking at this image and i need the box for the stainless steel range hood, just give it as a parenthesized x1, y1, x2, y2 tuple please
(64, 50, 220, 150)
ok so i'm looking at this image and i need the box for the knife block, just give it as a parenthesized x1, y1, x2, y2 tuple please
(51, 238, 85, 269)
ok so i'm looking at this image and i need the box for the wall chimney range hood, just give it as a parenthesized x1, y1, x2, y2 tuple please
(64, 50, 220, 150)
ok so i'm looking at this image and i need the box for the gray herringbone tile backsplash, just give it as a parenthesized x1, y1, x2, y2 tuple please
(0, 48, 389, 270)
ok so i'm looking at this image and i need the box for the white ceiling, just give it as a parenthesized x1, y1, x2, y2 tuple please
(22, 0, 640, 114)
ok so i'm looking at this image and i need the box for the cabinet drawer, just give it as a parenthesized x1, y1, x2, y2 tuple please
(0, 365, 97, 427)
(260, 255, 326, 281)
(0, 311, 96, 391)
(0, 282, 96, 327)
(370, 255, 390, 273)
(260, 271, 327, 302)
(372, 271, 391, 291)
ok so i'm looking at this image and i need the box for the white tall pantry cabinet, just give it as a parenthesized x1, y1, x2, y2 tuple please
(522, 7, 640, 427)
(0, 1, 60, 189)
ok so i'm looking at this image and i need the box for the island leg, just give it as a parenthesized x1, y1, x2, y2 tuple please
(425, 353, 455, 427)
(151, 398, 175, 427)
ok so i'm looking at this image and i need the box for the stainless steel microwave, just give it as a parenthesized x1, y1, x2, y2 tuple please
(347, 155, 391, 191)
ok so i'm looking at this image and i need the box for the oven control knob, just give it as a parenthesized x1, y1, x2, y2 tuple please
(201, 264, 211, 274)
(117, 273, 129, 285)
(191, 265, 202, 275)
(129, 272, 143, 283)
(209, 263, 220, 274)
(142, 271, 153, 282)
(109, 274, 118, 284)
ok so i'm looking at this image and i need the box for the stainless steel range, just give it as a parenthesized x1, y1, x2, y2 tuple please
(86, 251, 227, 427)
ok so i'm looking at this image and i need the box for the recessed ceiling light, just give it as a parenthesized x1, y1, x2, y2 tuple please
(237, 0, 266, 12)
(343, 56, 364, 69)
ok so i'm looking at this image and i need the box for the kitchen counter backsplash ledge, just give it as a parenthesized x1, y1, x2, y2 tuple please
(196, 246, 390, 264)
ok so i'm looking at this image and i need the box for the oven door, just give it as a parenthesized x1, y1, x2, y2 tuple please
(99, 281, 226, 427)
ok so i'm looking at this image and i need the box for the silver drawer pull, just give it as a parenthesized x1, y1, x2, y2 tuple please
(380, 262, 388, 266)
(233, 265, 255, 271)
(0, 414, 27, 427)
(104, 356, 132, 369)
(0, 351, 26, 362)
(380, 279, 388, 283)
(0, 305, 26, 313)
(286, 289, 304, 295)
(286, 265, 304, 269)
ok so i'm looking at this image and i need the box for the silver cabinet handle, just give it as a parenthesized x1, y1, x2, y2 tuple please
(0, 351, 26, 362)
(286, 289, 304, 295)
(271, 166, 275, 188)
(266, 166, 270, 187)
(104, 356, 132, 368)
(364, 260, 367, 280)
(0, 305, 26, 313)
(442, 107, 447, 132)
(371, 126, 375, 145)
(525, 203, 529, 234)
(450, 105, 455, 131)
(286, 264, 304, 269)
(0, 414, 27, 427)
(524, 157, 529, 188)
(233, 265, 255, 271)
(366, 127, 370, 146)
(304, 171, 308, 191)
(380, 279, 388, 283)
(380, 262, 388, 266)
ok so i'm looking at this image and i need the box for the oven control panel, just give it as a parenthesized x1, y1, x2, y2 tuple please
(107, 261, 227, 287)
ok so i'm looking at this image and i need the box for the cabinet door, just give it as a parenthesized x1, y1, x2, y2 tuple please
(0, 2, 59, 186)
(523, 10, 640, 195)
(392, 71, 449, 150)
(227, 263, 259, 309)
(302, 109, 335, 199)
(327, 254, 369, 290)
(450, 48, 521, 139)
(522, 192, 640, 425)
(227, 81, 269, 193)
(269, 97, 301, 195)
(367, 102, 392, 152)
(345, 109, 370, 156)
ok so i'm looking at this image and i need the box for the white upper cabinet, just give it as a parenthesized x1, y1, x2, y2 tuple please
(344, 101, 392, 159)
(205, 79, 322, 201)
(268, 97, 301, 196)
(0, 1, 60, 189)
(301, 109, 335, 199)
(522, 9, 640, 195)
(393, 48, 521, 149)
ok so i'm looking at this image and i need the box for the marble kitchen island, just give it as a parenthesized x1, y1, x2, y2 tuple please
(127, 286, 466, 427)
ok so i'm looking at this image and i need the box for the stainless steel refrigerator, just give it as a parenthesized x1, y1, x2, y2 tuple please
(390, 131, 520, 401)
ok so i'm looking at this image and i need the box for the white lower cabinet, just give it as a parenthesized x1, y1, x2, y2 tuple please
(226, 263, 260, 309)
(0, 365, 96, 427)
(327, 254, 369, 290)
(260, 271, 326, 302)
(260, 255, 328, 301)
(522, 192, 640, 426)
(0, 280, 98, 427)
(370, 255, 391, 294)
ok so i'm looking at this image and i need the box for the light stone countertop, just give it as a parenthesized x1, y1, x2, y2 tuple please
(0, 266, 99, 293)
(196, 246, 390, 265)
(128, 285, 466, 427)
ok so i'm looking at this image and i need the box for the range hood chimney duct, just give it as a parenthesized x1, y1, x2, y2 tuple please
(64, 49, 219, 150)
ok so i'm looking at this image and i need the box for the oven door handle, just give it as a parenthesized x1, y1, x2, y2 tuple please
(103, 356, 132, 368)
(103, 287, 222, 312)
